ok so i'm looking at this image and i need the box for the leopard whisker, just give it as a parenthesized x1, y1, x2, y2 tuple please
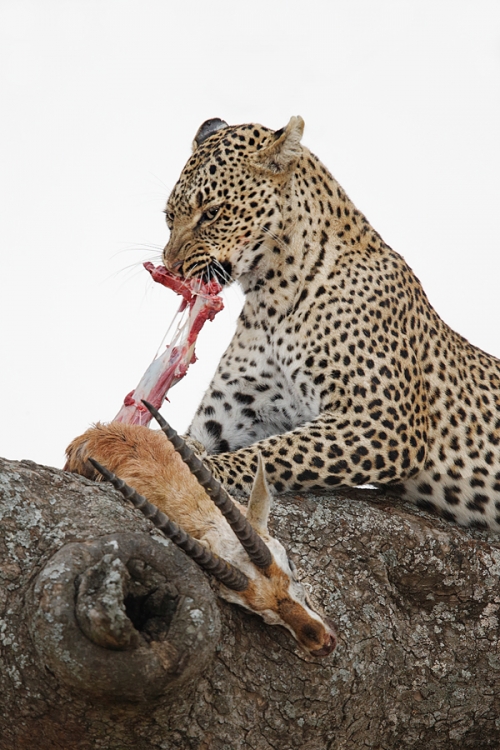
(212, 259, 235, 286)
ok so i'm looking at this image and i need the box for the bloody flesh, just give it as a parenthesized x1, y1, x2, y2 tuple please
(113, 263, 223, 426)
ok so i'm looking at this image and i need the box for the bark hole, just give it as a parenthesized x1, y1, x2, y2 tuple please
(28, 532, 221, 701)
(123, 559, 180, 642)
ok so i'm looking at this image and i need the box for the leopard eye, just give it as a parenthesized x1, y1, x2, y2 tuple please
(199, 206, 220, 224)
(164, 210, 174, 227)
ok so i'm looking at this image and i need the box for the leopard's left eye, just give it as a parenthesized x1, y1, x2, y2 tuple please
(199, 206, 220, 224)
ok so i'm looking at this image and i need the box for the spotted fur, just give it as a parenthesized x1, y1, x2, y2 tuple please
(162, 116, 500, 532)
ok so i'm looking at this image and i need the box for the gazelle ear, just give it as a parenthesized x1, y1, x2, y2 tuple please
(246, 454, 272, 534)
(250, 116, 304, 174)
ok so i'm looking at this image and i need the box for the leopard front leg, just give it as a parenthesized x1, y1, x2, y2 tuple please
(189, 306, 429, 495)
(202, 410, 428, 496)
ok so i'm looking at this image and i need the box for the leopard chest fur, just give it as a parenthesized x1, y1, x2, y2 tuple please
(190, 288, 324, 453)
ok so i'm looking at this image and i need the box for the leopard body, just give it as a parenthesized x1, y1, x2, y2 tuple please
(162, 116, 500, 531)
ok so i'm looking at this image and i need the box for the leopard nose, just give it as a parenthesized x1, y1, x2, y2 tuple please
(163, 253, 183, 274)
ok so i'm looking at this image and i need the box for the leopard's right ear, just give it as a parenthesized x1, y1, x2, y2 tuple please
(192, 118, 228, 151)
(250, 116, 304, 175)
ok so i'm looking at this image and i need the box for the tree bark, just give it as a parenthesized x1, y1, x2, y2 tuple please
(1, 456, 499, 749)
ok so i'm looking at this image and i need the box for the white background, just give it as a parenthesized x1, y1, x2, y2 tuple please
(1, 0, 499, 469)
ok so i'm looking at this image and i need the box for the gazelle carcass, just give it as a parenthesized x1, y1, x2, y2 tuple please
(65, 401, 336, 657)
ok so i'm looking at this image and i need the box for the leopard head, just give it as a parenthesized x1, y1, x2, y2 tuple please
(163, 116, 304, 286)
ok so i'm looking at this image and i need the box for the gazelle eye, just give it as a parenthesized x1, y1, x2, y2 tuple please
(199, 206, 220, 224)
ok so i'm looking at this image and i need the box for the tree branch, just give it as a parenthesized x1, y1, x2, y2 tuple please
(1, 456, 499, 749)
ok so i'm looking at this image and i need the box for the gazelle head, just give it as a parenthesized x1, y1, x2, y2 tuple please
(91, 402, 336, 658)
(210, 457, 336, 657)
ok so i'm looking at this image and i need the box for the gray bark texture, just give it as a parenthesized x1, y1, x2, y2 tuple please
(1, 455, 500, 750)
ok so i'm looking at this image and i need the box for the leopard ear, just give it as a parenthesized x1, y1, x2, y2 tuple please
(192, 118, 228, 151)
(250, 116, 304, 175)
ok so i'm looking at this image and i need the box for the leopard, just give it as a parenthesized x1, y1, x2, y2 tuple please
(160, 115, 500, 532)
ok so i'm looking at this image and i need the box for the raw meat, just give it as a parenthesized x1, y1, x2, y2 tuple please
(113, 263, 223, 426)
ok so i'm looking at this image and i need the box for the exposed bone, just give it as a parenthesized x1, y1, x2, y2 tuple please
(113, 264, 223, 426)
(142, 400, 274, 570)
(88, 458, 249, 592)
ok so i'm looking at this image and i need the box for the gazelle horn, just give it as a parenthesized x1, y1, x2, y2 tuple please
(142, 401, 273, 570)
(89, 458, 249, 592)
